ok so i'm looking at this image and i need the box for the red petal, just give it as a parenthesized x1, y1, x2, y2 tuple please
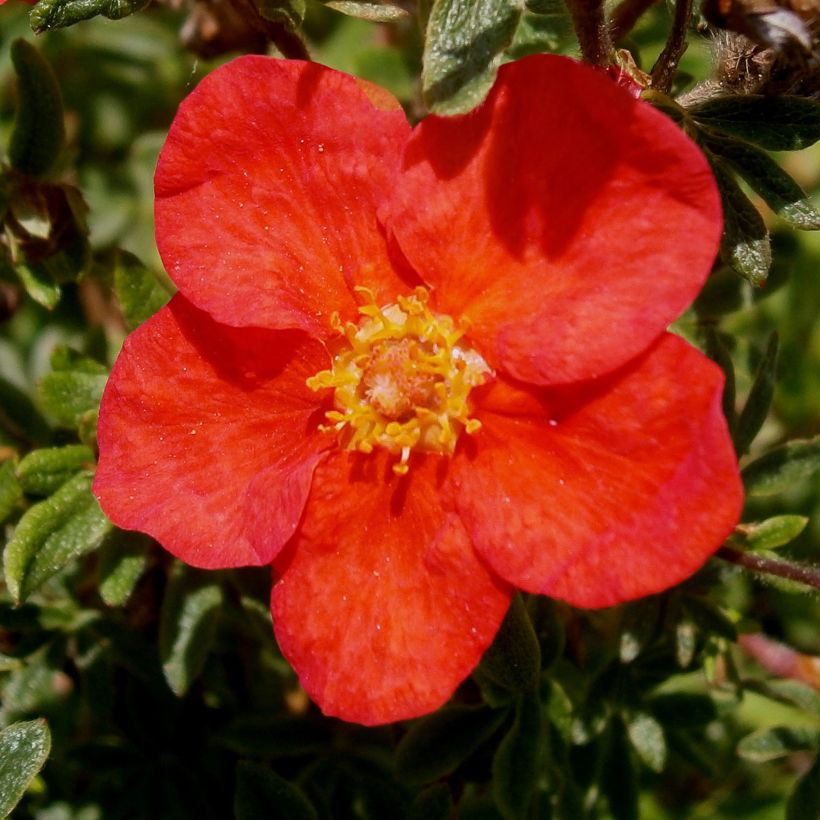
(94, 295, 330, 569)
(454, 334, 742, 608)
(155, 57, 412, 334)
(271, 452, 511, 725)
(389, 54, 722, 385)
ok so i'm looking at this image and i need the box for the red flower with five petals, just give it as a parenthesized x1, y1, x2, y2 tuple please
(93, 54, 743, 725)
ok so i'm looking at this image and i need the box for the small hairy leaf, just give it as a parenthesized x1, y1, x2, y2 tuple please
(38, 349, 108, 429)
(626, 712, 667, 772)
(734, 332, 778, 455)
(159, 562, 223, 696)
(743, 436, 820, 496)
(0, 719, 51, 818)
(323, 0, 411, 21)
(740, 515, 809, 551)
(738, 726, 820, 763)
(422, 0, 524, 115)
(396, 704, 508, 783)
(15, 263, 61, 310)
(16, 444, 95, 496)
(690, 95, 820, 151)
(492, 693, 545, 820)
(619, 599, 660, 663)
(31, 0, 151, 33)
(710, 159, 771, 285)
(234, 761, 318, 820)
(8, 40, 65, 177)
(113, 251, 172, 330)
(97, 530, 151, 606)
(4, 472, 112, 603)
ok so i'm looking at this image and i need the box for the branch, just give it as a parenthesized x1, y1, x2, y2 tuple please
(565, 0, 613, 66)
(609, 0, 659, 42)
(717, 544, 820, 592)
(650, 0, 693, 92)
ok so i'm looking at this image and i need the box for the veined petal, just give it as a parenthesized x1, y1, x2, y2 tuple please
(389, 54, 722, 385)
(454, 334, 742, 608)
(93, 295, 330, 569)
(155, 56, 412, 335)
(271, 452, 511, 725)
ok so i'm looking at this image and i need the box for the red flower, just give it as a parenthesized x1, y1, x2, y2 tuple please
(93, 54, 743, 725)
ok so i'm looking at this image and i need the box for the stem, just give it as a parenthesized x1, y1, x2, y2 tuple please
(717, 544, 820, 592)
(650, 0, 693, 92)
(565, 0, 613, 66)
(609, 0, 659, 42)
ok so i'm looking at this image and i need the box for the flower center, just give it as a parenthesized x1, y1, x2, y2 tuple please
(306, 287, 492, 475)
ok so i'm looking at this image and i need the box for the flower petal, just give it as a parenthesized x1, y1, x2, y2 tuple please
(94, 295, 330, 569)
(388, 54, 722, 385)
(155, 56, 412, 334)
(271, 452, 511, 725)
(454, 334, 742, 608)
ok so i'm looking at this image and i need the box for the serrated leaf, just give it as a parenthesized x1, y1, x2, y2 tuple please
(625, 712, 666, 773)
(734, 332, 778, 455)
(703, 133, 820, 230)
(396, 704, 507, 783)
(690, 95, 820, 151)
(422, 0, 524, 115)
(38, 353, 108, 429)
(703, 326, 737, 431)
(8, 40, 65, 177)
(409, 784, 453, 820)
(742, 436, 820, 497)
(0, 461, 22, 525)
(97, 530, 151, 606)
(710, 158, 771, 285)
(738, 726, 820, 763)
(492, 693, 545, 820)
(786, 754, 820, 820)
(0, 719, 51, 818)
(739, 516, 809, 551)
(4, 472, 112, 603)
(234, 761, 318, 820)
(159, 563, 222, 696)
(324, 0, 410, 21)
(16, 444, 95, 496)
(475, 594, 540, 694)
(31, 0, 151, 33)
(112, 250, 172, 331)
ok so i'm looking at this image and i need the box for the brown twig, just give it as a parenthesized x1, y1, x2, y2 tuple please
(565, 0, 613, 66)
(717, 544, 820, 592)
(650, 0, 694, 92)
(609, 0, 660, 42)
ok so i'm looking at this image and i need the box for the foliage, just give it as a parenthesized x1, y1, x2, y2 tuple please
(0, 0, 818, 817)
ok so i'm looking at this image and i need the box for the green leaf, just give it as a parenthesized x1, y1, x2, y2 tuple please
(4, 472, 112, 603)
(255, 0, 306, 29)
(734, 332, 778, 455)
(97, 530, 151, 606)
(650, 693, 717, 728)
(31, 0, 151, 33)
(409, 785, 453, 820)
(675, 615, 697, 669)
(625, 712, 666, 773)
(38, 350, 108, 429)
(690, 95, 820, 151)
(492, 693, 545, 820)
(8, 40, 65, 177)
(475, 594, 540, 694)
(619, 599, 660, 663)
(742, 436, 820, 497)
(745, 679, 820, 713)
(396, 704, 508, 783)
(0, 376, 50, 448)
(787, 755, 820, 820)
(159, 563, 223, 696)
(703, 133, 820, 230)
(682, 597, 737, 642)
(0, 461, 22, 525)
(710, 158, 771, 285)
(703, 326, 737, 432)
(422, 0, 524, 115)
(323, 0, 411, 21)
(112, 250, 172, 330)
(234, 761, 318, 820)
(0, 719, 51, 818)
(16, 444, 95, 496)
(14, 262, 61, 310)
(507, 6, 574, 59)
(739, 516, 809, 551)
(737, 726, 820, 763)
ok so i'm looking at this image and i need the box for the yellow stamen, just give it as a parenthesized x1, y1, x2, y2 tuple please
(306, 287, 491, 475)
